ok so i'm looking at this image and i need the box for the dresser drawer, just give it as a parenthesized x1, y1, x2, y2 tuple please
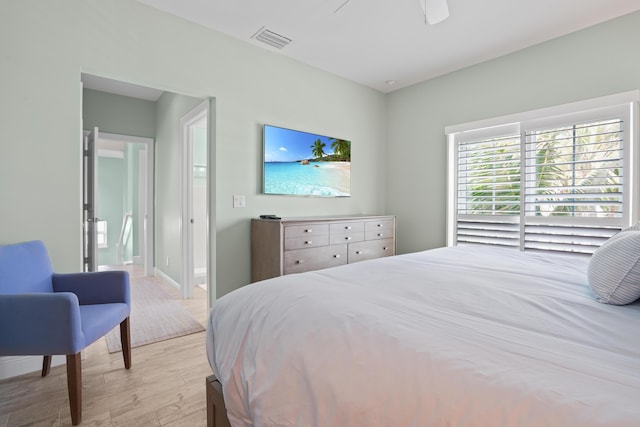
(329, 221, 364, 245)
(284, 235, 330, 251)
(284, 245, 348, 274)
(284, 224, 329, 239)
(329, 221, 365, 235)
(329, 231, 364, 245)
(348, 238, 395, 263)
(365, 220, 395, 240)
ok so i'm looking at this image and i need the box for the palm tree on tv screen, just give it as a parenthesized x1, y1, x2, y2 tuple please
(331, 139, 351, 161)
(311, 139, 326, 159)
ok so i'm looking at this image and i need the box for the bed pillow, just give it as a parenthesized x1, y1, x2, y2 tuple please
(606, 223, 640, 243)
(588, 229, 640, 305)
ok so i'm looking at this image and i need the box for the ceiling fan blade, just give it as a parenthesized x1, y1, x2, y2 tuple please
(420, 0, 449, 25)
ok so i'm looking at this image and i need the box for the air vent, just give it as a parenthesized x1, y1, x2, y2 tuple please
(252, 27, 292, 50)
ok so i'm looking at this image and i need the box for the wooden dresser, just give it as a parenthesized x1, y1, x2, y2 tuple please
(251, 215, 396, 282)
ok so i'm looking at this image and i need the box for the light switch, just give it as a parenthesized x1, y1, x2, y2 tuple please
(233, 195, 246, 208)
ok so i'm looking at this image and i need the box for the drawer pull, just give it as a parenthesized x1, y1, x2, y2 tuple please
(356, 251, 363, 255)
(344, 226, 351, 230)
(333, 254, 340, 258)
(377, 224, 382, 227)
(296, 260, 304, 264)
(304, 229, 312, 233)
(377, 233, 383, 237)
(383, 247, 388, 250)
(344, 236, 351, 240)
(305, 240, 313, 245)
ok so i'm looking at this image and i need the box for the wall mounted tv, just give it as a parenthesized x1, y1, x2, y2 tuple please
(262, 124, 351, 197)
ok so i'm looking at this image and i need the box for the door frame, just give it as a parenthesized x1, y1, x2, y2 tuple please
(83, 127, 99, 272)
(84, 131, 155, 275)
(180, 100, 209, 299)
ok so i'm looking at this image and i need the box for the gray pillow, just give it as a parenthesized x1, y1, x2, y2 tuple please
(588, 230, 640, 305)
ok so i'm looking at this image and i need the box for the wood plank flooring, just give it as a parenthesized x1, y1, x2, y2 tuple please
(0, 277, 211, 427)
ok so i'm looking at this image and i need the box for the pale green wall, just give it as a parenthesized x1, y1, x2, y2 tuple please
(97, 157, 125, 266)
(386, 11, 640, 255)
(0, 0, 387, 300)
(126, 144, 144, 259)
(83, 89, 156, 138)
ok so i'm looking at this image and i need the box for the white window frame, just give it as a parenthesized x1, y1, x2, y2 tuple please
(446, 90, 640, 253)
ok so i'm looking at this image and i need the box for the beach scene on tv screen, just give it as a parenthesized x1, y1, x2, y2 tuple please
(263, 125, 351, 197)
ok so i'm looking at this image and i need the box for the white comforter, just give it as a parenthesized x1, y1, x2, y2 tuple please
(206, 246, 640, 427)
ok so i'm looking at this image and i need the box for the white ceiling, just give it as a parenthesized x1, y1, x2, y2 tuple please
(135, 0, 640, 93)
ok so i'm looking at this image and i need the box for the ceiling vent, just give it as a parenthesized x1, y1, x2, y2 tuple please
(252, 27, 292, 49)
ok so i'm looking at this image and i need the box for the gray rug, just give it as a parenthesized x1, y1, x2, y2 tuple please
(105, 276, 205, 353)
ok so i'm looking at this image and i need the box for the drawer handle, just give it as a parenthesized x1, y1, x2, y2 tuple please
(344, 226, 351, 230)
(304, 229, 312, 233)
(383, 247, 388, 251)
(377, 233, 383, 237)
(377, 224, 382, 227)
(344, 236, 351, 240)
(356, 251, 363, 255)
(296, 260, 304, 264)
(305, 240, 313, 245)
(333, 254, 340, 258)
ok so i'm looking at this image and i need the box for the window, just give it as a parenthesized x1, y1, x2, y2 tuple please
(97, 220, 108, 249)
(447, 92, 639, 255)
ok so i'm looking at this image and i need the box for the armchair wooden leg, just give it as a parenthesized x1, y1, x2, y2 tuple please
(42, 355, 52, 377)
(120, 316, 132, 369)
(66, 353, 82, 426)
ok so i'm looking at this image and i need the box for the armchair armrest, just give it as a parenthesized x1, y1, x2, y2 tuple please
(0, 293, 84, 355)
(52, 271, 130, 306)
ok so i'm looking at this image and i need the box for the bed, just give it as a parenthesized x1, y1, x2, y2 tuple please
(205, 245, 640, 427)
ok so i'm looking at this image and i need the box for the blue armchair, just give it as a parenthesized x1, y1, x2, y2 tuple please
(0, 240, 131, 425)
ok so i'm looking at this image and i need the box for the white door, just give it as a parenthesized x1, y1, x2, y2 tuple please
(181, 101, 209, 298)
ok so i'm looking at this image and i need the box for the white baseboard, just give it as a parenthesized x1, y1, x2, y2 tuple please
(154, 267, 181, 291)
(0, 355, 65, 380)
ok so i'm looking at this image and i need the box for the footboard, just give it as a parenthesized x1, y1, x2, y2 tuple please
(206, 375, 232, 427)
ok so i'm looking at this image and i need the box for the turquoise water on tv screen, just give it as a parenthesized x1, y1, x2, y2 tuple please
(264, 161, 350, 197)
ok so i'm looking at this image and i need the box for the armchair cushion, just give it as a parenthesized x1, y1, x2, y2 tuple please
(80, 303, 130, 346)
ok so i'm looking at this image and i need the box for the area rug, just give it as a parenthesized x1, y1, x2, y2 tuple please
(105, 276, 205, 353)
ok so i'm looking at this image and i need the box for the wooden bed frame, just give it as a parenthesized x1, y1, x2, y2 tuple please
(206, 375, 232, 427)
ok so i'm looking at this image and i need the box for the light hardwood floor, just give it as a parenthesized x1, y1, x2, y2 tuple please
(0, 277, 211, 427)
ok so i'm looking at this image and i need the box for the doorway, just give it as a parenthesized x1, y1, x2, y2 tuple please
(83, 129, 154, 276)
(81, 73, 215, 308)
(181, 101, 209, 299)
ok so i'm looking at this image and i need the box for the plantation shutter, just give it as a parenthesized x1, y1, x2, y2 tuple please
(522, 111, 628, 255)
(455, 125, 521, 247)
(448, 97, 636, 255)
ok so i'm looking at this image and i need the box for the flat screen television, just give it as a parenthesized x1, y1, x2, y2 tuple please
(263, 124, 351, 197)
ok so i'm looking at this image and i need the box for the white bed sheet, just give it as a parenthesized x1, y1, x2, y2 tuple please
(206, 246, 640, 427)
